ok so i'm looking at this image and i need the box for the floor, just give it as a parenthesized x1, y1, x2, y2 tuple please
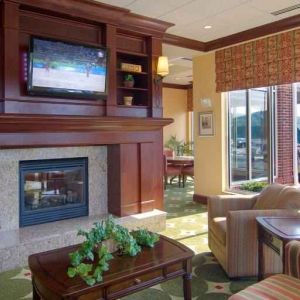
(0, 179, 255, 299)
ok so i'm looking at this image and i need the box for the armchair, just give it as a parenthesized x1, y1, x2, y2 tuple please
(229, 240, 300, 299)
(208, 184, 300, 278)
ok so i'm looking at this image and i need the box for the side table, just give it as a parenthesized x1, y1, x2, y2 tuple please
(256, 216, 300, 281)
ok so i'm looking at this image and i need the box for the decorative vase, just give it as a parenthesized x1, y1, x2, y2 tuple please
(123, 96, 133, 106)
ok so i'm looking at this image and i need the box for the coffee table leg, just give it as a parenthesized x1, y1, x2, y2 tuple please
(183, 273, 192, 300)
(32, 279, 41, 300)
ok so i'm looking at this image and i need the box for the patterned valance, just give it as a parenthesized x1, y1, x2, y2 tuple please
(215, 29, 300, 92)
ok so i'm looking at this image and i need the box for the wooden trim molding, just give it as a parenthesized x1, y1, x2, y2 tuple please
(163, 83, 192, 90)
(163, 33, 205, 51)
(163, 14, 300, 51)
(206, 14, 300, 51)
(13, 0, 174, 37)
(193, 193, 208, 205)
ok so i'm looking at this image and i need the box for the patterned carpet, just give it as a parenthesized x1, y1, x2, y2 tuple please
(0, 179, 255, 299)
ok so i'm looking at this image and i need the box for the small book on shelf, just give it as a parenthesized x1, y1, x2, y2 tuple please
(121, 63, 142, 73)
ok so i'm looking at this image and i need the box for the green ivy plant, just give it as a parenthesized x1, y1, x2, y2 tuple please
(131, 228, 159, 247)
(67, 216, 159, 286)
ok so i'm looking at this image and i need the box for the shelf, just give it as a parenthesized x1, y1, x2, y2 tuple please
(118, 105, 149, 108)
(117, 50, 148, 57)
(117, 69, 148, 75)
(117, 86, 148, 91)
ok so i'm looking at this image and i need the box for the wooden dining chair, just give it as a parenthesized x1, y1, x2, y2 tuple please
(163, 148, 174, 158)
(163, 154, 182, 189)
(181, 164, 194, 188)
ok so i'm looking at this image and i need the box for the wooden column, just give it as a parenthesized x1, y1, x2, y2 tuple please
(149, 37, 163, 118)
(0, 3, 3, 107)
(2, 1, 19, 101)
(107, 131, 163, 216)
(105, 24, 117, 116)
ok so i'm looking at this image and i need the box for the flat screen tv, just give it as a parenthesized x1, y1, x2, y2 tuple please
(28, 37, 108, 99)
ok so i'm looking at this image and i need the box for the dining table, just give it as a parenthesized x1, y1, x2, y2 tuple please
(167, 156, 194, 166)
(166, 156, 194, 187)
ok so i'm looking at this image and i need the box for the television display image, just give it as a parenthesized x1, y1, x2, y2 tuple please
(28, 37, 108, 98)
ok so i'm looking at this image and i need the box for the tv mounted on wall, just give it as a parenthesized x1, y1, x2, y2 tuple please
(27, 37, 108, 99)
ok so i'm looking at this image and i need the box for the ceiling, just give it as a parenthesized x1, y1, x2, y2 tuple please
(96, 0, 300, 85)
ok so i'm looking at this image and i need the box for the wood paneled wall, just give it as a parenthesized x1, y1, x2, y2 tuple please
(0, 0, 173, 217)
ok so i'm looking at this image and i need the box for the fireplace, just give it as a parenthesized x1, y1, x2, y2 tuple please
(19, 157, 88, 227)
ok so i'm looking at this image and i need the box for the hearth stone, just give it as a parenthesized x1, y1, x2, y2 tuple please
(0, 210, 166, 272)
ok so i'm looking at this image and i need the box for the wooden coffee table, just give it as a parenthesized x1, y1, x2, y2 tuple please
(29, 235, 194, 300)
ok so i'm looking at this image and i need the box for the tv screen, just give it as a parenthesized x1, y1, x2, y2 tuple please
(28, 37, 108, 99)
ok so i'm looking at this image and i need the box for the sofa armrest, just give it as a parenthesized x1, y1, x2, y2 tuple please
(285, 240, 300, 278)
(208, 195, 257, 219)
(226, 209, 300, 277)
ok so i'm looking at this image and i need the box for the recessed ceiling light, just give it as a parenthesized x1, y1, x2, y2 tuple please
(204, 25, 212, 29)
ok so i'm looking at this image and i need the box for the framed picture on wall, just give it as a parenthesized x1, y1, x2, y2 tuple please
(199, 112, 214, 137)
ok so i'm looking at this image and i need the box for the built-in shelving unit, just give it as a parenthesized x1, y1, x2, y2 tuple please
(116, 47, 150, 107)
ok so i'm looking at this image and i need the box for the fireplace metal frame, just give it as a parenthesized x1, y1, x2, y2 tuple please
(19, 157, 89, 227)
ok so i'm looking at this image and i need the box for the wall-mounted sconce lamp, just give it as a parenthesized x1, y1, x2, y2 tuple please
(200, 98, 212, 108)
(154, 56, 169, 83)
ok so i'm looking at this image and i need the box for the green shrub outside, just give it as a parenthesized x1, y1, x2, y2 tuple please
(239, 181, 268, 192)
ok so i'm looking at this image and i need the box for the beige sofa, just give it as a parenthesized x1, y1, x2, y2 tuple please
(208, 184, 300, 278)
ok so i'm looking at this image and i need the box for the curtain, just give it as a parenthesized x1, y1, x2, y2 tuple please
(215, 29, 300, 92)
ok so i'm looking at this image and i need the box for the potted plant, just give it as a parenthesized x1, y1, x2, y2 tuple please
(67, 216, 159, 286)
(164, 135, 183, 156)
(123, 74, 134, 88)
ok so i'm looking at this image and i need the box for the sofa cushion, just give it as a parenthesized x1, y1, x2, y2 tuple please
(276, 186, 300, 209)
(253, 183, 286, 209)
(210, 217, 227, 245)
(229, 274, 300, 299)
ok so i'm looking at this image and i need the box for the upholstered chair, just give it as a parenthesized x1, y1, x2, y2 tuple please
(208, 184, 300, 278)
(229, 240, 300, 299)
(163, 149, 174, 158)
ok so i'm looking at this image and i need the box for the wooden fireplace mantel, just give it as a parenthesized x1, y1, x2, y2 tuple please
(0, 114, 173, 133)
(0, 114, 173, 149)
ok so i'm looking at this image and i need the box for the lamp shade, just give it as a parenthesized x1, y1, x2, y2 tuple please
(157, 56, 169, 77)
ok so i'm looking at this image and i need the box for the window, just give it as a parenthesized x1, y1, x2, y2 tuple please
(295, 84, 300, 182)
(228, 87, 276, 186)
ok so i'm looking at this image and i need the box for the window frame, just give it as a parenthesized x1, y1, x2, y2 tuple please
(227, 87, 276, 188)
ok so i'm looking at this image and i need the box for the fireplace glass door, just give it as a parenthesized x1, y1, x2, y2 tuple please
(20, 157, 88, 227)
